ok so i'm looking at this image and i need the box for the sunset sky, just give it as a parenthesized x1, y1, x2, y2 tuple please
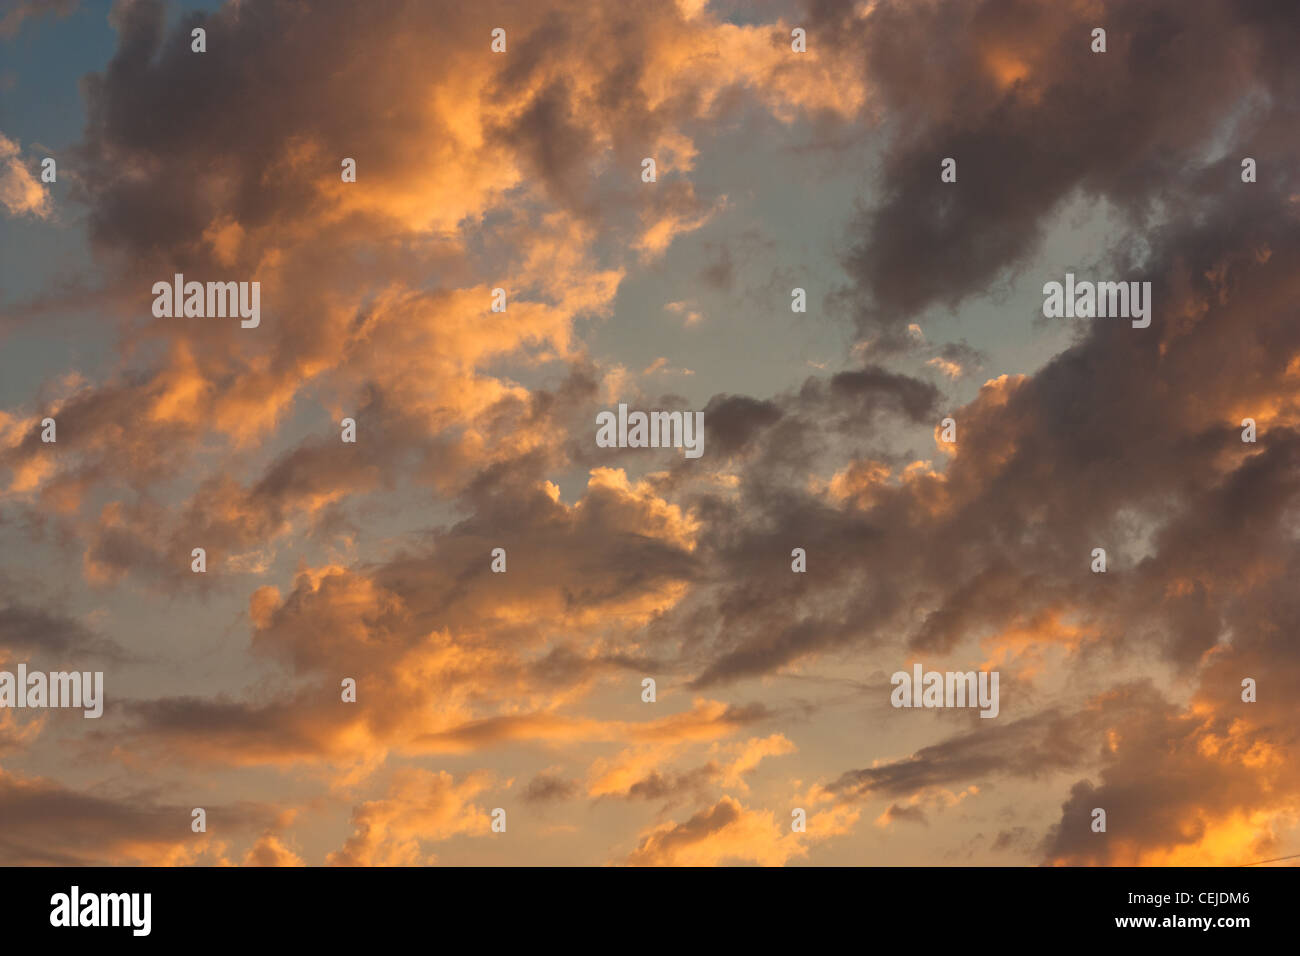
(1, 0, 1298, 866)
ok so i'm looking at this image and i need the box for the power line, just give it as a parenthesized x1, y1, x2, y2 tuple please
(1239, 851, 1300, 867)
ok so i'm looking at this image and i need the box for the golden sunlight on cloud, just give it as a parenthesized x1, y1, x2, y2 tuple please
(327, 769, 496, 866)
(0, 132, 50, 219)
(624, 796, 806, 866)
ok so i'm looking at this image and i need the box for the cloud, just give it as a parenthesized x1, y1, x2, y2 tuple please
(0, 133, 51, 219)
(0, 0, 76, 40)
(327, 769, 494, 866)
(623, 795, 804, 866)
(0, 766, 275, 865)
(241, 832, 306, 867)
(523, 771, 579, 803)
(828, 0, 1300, 341)
(3, 0, 1299, 867)
(0, 596, 124, 661)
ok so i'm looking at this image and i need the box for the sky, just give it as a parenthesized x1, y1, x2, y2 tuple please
(0, 0, 1297, 866)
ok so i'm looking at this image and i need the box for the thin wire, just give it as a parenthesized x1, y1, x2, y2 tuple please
(1238, 851, 1300, 866)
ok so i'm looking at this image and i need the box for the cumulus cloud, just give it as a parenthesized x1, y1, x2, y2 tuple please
(0, 133, 51, 219)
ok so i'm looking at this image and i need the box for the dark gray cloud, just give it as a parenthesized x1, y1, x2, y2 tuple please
(0, 769, 278, 864)
(0, 599, 124, 660)
(827, 704, 1106, 800)
(819, 0, 1300, 340)
(523, 772, 579, 803)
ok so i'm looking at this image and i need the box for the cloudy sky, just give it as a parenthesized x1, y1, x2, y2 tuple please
(0, 0, 1297, 866)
